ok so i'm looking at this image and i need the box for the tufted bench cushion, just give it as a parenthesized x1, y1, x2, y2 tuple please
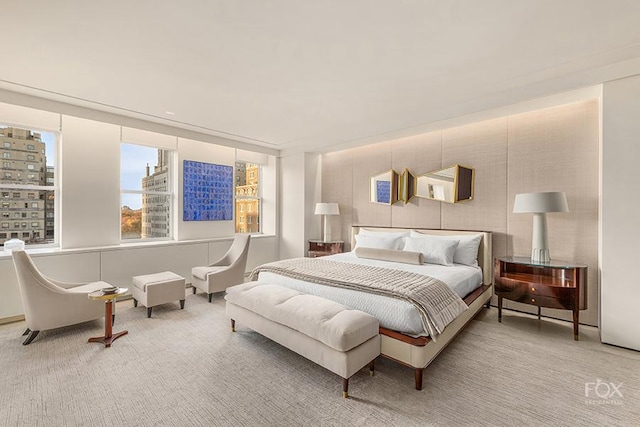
(225, 281, 380, 398)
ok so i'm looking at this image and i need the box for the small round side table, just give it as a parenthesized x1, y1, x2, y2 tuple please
(88, 288, 129, 348)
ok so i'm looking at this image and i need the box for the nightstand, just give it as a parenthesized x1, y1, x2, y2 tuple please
(308, 240, 344, 258)
(494, 257, 587, 340)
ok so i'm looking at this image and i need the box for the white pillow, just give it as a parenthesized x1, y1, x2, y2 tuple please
(403, 236, 458, 266)
(410, 231, 483, 266)
(358, 229, 410, 249)
(353, 234, 405, 251)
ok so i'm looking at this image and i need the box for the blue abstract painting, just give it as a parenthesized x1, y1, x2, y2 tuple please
(376, 181, 391, 204)
(183, 160, 233, 221)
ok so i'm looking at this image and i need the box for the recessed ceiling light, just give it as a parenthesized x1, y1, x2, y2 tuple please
(165, 111, 175, 116)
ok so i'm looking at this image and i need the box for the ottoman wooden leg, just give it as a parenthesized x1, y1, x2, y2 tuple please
(133, 299, 138, 307)
(147, 307, 152, 318)
(208, 293, 213, 303)
(192, 287, 196, 294)
(231, 319, 236, 332)
(180, 299, 185, 309)
(342, 377, 349, 398)
(369, 360, 375, 376)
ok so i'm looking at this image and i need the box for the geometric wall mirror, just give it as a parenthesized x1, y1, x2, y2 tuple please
(415, 164, 474, 203)
(370, 169, 399, 205)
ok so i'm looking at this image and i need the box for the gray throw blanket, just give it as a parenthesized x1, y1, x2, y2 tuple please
(250, 258, 468, 338)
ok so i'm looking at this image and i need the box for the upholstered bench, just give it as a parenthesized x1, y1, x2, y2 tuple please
(132, 271, 186, 318)
(225, 282, 380, 398)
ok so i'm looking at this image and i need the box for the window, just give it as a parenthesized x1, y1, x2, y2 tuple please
(0, 232, 5, 238)
(0, 125, 56, 248)
(120, 143, 173, 240)
(1, 213, 7, 218)
(234, 162, 261, 234)
(22, 232, 29, 238)
(1, 222, 8, 229)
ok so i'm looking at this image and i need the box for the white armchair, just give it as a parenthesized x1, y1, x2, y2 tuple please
(11, 250, 112, 345)
(191, 234, 251, 302)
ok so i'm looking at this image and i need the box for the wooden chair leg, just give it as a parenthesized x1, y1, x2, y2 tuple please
(414, 368, 424, 390)
(22, 328, 30, 336)
(23, 330, 39, 345)
(180, 299, 185, 309)
(112, 314, 115, 326)
(147, 307, 152, 318)
(208, 293, 213, 303)
(342, 377, 349, 398)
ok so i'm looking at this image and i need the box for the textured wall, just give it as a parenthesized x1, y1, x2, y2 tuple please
(321, 100, 599, 326)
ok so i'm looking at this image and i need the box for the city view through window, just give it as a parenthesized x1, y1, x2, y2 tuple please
(120, 145, 260, 239)
(0, 126, 55, 247)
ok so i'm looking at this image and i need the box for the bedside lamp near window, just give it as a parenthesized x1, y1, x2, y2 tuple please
(513, 191, 569, 263)
(315, 203, 340, 243)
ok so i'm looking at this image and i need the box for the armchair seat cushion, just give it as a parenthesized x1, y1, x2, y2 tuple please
(191, 266, 228, 281)
(66, 281, 112, 294)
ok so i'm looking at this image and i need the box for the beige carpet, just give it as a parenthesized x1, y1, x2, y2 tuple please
(0, 293, 638, 427)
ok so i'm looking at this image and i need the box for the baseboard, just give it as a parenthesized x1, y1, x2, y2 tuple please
(0, 314, 25, 325)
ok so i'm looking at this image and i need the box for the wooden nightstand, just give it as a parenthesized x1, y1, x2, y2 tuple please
(494, 257, 587, 340)
(308, 240, 344, 258)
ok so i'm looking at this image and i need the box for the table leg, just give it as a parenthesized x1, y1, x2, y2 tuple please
(498, 296, 503, 323)
(88, 299, 128, 348)
(573, 309, 579, 341)
(538, 306, 541, 320)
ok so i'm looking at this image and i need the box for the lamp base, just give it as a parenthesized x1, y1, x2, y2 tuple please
(531, 248, 551, 264)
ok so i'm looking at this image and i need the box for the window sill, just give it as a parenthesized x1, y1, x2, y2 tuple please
(0, 233, 275, 260)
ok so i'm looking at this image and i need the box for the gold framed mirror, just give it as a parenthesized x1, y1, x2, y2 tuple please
(369, 169, 399, 205)
(415, 164, 474, 203)
(399, 169, 416, 204)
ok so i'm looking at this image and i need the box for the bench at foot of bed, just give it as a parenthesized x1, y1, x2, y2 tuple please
(225, 281, 380, 398)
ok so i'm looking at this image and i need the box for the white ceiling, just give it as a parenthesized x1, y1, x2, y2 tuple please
(2, 1, 640, 155)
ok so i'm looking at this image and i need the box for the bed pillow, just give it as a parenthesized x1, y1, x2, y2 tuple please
(355, 247, 423, 265)
(353, 234, 405, 251)
(357, 229, 410, 249)
(410, 231, 483, 266)
(403, 235, 458, 266)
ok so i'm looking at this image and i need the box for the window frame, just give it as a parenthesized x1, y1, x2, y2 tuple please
(0, 124, 58, 248)
(234, 162, 262, 235)
(120, 142, 175, 242)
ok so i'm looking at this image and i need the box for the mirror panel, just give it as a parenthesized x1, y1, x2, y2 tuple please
(399, 169, 416, 204)
(370, 169, 399, 205)
(415, 164, 474, 203)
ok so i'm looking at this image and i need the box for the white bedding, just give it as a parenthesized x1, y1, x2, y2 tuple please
(256, 252, 483, 335)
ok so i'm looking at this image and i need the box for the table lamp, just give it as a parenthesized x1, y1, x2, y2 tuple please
(315, 202, 340, 242)
(513, 191, 568, 263)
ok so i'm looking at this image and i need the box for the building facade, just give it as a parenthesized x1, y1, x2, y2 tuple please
(235, 162, 259, 233)
(141, 149, 171, 238)
(0, 127, 48, 245)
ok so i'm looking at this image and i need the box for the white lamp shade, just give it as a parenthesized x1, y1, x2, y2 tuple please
(513, 192, 568, 213)
(315, 202, 340, 215)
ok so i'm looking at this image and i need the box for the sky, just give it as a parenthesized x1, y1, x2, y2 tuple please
(121, 143, 159, 210)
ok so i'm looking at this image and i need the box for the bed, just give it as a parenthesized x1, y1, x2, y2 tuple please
(252, 226, 493, 390)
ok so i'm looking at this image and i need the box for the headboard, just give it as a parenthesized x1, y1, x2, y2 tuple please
(351, 226, 493, 286)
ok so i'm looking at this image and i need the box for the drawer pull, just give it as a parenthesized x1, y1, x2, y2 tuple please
(531, 287, 536, 292)
(531, 298, 536, 303)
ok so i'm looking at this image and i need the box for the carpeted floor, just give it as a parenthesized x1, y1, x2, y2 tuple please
(0, 292, 638, 427)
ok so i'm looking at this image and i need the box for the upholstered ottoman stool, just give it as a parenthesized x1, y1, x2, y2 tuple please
(226, 282, 380, 398)
(132, 271, 186, 318)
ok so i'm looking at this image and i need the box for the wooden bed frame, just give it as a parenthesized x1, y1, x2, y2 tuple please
(351, 226, 493, 390)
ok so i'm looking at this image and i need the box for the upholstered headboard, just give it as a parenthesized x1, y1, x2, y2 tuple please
(351, 226, 493, 286)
